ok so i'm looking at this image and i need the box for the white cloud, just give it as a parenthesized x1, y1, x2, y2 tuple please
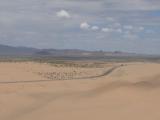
(56, 10, 71, 19)
(80, 22, 90, 30)
(102, 28, 112, 32)
(101, 27, 122, 33)
(91, 26, 99, 31)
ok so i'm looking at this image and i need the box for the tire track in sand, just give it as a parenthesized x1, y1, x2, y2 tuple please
(0, 65, 122, 84)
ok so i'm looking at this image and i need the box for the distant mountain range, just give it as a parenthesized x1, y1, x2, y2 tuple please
(0, 44, 155, 58)
(0, 44, 38, 56)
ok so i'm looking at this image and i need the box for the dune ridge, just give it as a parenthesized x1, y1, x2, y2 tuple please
(0, 62, 160, 120)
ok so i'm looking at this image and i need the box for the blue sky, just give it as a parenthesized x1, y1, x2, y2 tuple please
(0, 0, 160, 54)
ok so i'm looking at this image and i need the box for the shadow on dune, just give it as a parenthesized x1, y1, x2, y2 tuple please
(3, 64, 160, 120)
(84, 74, 160, 97)
(133, 75, 160, 88)
(5, 74, 160, 120)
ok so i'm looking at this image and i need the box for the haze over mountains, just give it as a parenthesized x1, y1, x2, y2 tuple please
(0, 44, 156, 58)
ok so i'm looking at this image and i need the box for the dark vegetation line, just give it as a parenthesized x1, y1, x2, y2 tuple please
(0, 65, 122, 84)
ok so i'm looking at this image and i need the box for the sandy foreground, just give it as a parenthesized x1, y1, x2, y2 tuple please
(0, 62, 160, 120)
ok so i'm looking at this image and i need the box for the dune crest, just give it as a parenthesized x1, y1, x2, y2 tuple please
(0, 62, 160, 120)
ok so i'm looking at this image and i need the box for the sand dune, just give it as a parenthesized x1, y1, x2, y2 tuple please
(0, 62, 160, 120)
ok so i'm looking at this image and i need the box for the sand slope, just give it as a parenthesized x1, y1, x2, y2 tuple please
(0, 62, 160, 120)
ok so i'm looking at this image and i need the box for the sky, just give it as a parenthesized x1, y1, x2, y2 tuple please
(0, 0, 160, 54)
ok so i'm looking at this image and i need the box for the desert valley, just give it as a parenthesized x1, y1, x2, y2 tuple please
(0, 60, 160, 120)
(0, 0, 160, 119)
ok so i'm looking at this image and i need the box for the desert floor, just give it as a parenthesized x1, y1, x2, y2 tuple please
(0, 62, 160, 120)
